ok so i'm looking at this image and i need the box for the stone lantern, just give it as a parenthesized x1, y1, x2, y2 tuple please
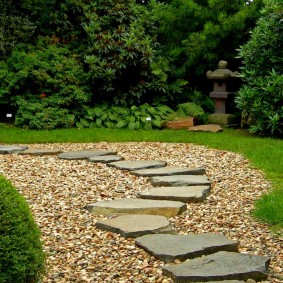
(206, 60, 239, 125)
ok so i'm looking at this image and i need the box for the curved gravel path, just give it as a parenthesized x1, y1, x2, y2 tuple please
(0, 142, 282, 283)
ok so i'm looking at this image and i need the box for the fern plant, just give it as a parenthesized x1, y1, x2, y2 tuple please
(167, 102, 205, 122)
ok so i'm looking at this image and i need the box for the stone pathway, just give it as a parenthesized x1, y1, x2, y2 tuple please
(0, 145, 271, 283)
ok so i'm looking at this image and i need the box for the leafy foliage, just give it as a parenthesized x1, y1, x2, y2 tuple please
(82, 0, 187, 106)
(15, 102, 75, 130)
(0, 0, 263, 129)
(153, 0, 263, 88)
(168, 102, 204, 119)
(236, 0, 283, 137)
(0, 175, 45, 282)
(76, 103, 174, 130)
(0, 0, 36, 60)
(0, 37, 91, 129)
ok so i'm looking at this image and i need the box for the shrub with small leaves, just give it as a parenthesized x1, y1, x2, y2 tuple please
(0, 36, 91, 129)
(15, 100, 75, 130)
(0, 175, 45, 283)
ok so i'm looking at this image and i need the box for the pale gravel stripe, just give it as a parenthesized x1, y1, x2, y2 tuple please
(0, 142, 282, 283)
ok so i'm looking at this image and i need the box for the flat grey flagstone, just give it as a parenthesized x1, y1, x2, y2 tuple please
(95, 215, 174, 238)
(132, 166, 206, 177)
(150, 175, 211, 187)
(85, 198, 187, 217)
(107, 160, 167, 171)
(0, 145, 28, 154)
(162, 251, 270, 282)
(58, 150, 117, 160)
(135, 233, 239, 263)
(88, 155, 124, 163)
(137, 186, 210, 203)
(19, 149, 63, 156)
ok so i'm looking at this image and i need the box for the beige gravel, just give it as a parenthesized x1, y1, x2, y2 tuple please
(0, 142, 282, 283)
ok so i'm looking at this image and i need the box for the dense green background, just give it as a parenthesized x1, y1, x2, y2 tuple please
(2, 0, 281, 136)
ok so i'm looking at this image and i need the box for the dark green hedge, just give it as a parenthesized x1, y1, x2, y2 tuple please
(0, 175, 45, 283)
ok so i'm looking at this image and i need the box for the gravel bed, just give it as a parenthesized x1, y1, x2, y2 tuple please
(0, 142, 282, 283)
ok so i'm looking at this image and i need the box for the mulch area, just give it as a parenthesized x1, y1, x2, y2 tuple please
(0, 142, 282, 283)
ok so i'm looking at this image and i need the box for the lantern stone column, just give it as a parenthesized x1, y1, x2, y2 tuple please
(206, 60, 239, 126)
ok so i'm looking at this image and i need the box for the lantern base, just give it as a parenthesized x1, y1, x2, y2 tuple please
(207, 113, 238, 126)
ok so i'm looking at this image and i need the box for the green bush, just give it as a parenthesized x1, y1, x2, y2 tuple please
(15, 101, 75, 130)
(0, 175, 45, 283)
(76, 103, 174, 130)
(0, 37, 91, 129)
(82, 0, 187, 106)
(236, 0, 283, 137)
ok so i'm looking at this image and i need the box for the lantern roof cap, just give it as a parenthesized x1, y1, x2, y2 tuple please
(206, 60, 239, 80)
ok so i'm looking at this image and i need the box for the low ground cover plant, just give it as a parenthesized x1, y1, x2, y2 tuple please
(0, 175, 45, 283)
(76, 103, 174, 130)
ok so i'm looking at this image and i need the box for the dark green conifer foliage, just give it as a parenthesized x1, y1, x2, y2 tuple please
(153, 0, 263, 89)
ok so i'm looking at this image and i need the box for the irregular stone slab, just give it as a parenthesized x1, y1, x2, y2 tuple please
(132, 166, 206, 177)
(88, 155, 124, 163)
(0, 145, 28, 154)
(138, 186, 210, 203)
(151, 175, 211, 187)
(188, 124, 223, 133)
(96, 215, 174, 238)
(85, 198, 186, 217)
(58, 150, 117, 160)
(19, 149, 63, 156)
(107, 160, 167, 171)
(162, 251, 270, 282)
(135, 233, 238, 263)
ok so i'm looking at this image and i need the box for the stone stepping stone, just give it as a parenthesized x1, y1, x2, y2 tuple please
(107, 160, 167, 171)
(88, 155, 124, 163)
(135, 233, 238, 263)
(85, 198, 187, 217)
(137, 186, 210, 203)
(0, 145, 28, 154)
(95, 215, 174, 238)
(151, 175, 211, 187)
(132, 166, 206, 177)
(58, 150, 117, 160)
(19, 149, 63, 156)
(162, 251, 270, 282)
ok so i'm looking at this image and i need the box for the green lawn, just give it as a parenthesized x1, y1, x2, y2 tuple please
(1, 123, 282, 231)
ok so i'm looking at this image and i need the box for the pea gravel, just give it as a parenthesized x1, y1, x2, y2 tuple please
(0, 142, 282, 283)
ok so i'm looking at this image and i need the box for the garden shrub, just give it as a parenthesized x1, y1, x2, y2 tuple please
(0, 175, 45, 283)
(82, 0, 187, 106)
(15, 101, 74, 130)
(236, 0, 283, 137)
(0, 37, 91, 129)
